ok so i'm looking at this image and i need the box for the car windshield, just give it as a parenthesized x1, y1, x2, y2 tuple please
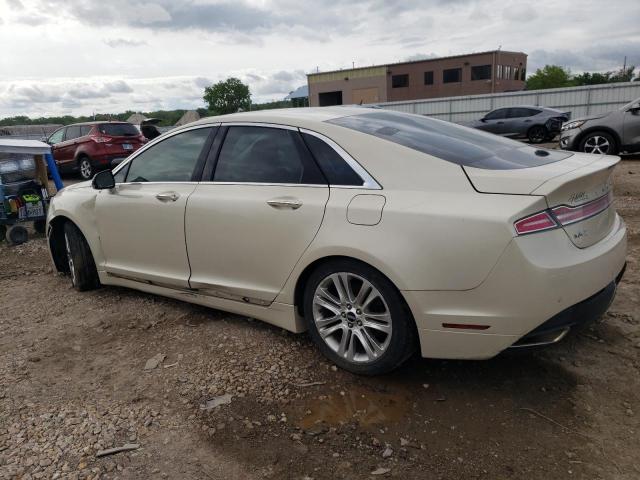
(327, 111, 572, 170)
(621, 96, 640, 110)
(98, 123, 139, 137)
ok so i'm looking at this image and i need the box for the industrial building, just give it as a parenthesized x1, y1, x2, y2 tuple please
(307, 50, 527, 107)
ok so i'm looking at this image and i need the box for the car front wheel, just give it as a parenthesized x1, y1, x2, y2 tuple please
(63, 222, 100, 291)
(303, 260, 416, 375)
(579, 131, 618, 155)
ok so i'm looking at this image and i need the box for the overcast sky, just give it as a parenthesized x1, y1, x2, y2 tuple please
(1, 0, 639, 118)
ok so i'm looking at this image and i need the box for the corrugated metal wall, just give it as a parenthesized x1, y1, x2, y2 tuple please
(375, 81, 640, 123)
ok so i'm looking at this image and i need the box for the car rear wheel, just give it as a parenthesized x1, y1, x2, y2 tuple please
(78, 156, 94, 180)
(527, 125, 548, 144)
(303, 259, 416, 375)
(579, 131, 618, 155)
(63, 222, 100, 291)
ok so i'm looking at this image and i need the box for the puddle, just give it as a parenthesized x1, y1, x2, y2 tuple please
(298, 386, 408, 430)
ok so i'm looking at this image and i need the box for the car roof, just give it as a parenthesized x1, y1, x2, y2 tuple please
(190, 106, 373, 128)
(64, 121, 133, 127)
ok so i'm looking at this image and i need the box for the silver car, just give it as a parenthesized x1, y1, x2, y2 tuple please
(468, 106, 570, 143)
(560, 97, 640, 155)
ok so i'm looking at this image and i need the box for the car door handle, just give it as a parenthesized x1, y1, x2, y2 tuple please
(155, 192, 180, 202)
(497, 121, 504, 124)
(524, 119, 532, 123)
(267, 198, 302, 210)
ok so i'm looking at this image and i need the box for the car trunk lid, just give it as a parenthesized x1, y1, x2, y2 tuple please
(463, 152, 620, 248)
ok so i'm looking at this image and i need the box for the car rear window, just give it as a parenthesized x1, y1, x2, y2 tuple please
(98, 123, 139, 137)
(327, 111, 572, 170)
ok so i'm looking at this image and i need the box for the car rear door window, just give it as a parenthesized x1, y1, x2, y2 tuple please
(327, 111, 572, 170)
(65, 126, 81, 141)
(484, 109, 507, 120)
(80, 125, 92, 136)
(301, 133, 364, 186)
(124, 127, 212, 183)
(213, 126, 326, 185)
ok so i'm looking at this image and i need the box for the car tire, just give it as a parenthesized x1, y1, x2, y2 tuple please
(578, 131, 618, 155)
(527, 125, 548, 144)
(6, 225, 28, 245)
(303, 259, 416, 375)
(78, 156, 94, 180)
(63, 222, 100, 291)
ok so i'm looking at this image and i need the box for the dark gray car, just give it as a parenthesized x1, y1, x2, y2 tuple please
(468, 106, 570, 143)
(559, 97, 640, 155)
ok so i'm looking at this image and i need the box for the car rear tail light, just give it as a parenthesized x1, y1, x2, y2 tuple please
(514, 211, 558, 235)
(92, 136, 112, 143)
(551, 192, 613, 226)
(514, 192, 613, 236)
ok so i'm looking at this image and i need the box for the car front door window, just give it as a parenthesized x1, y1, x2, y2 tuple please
(124, 127, 213, 183)
(48, 129, 64, 145)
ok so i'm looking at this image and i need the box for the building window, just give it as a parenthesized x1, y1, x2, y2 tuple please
(392, 74, 409, 88)
(443, 68, 462, 84)
(496, 65, 503, 80)
(424, 71, 434, 85)
(504, 66, 511, 80)
(471, 65, 492, 81)
(520, 68, 526, 81)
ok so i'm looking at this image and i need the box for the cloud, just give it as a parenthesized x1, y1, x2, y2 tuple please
(403, 53, 439, 62)
(14, 14, 50, 25)
(529, 41, 640, 73)
(248, 69, 307, 97)
(193, 77, 212, 89)
(6, 0, 24, 9)
(103, 38, 147, 48)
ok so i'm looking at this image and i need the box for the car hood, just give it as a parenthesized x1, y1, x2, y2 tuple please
(59, 180, 92, 192)
(570, 112, 611, 123)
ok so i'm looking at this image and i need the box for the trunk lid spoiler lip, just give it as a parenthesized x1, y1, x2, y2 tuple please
(462, 153, 619, 196)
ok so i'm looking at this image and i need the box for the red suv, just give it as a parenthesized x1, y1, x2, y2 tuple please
(47, 121, 146, 179)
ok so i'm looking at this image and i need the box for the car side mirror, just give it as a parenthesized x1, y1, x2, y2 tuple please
(92, 170, 115, 190)
(41, 136, 49, 143)
(630, 105, 640, 114)
(480, 117, 487, 123)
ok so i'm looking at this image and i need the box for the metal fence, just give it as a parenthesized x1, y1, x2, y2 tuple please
(375, 81, 640, 123)
(0, 124, 62, 141)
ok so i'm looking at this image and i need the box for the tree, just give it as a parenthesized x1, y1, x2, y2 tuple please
(609, 66, 636, 83)
(203, 77, 251, 115)
(526, 65, 573, 90)
(572, 71, 612, 86)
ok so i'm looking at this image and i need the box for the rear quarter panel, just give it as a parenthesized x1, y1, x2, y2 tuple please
(276, 131, 548, 303)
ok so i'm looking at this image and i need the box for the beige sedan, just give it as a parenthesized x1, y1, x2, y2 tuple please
(47, 108, 627, 375)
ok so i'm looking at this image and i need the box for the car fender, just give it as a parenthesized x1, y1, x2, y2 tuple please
(575, 125, 622, 149)
(47, 185, 106, 269)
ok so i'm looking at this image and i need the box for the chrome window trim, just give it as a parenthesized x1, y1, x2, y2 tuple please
(111, 122, 221, 180)
(298, 128, 382, 190)
(199, 181, 327, 188)
(220, 121, 299, 131)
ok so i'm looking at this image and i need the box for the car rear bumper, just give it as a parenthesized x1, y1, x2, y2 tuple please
(403, 213, 627, 359)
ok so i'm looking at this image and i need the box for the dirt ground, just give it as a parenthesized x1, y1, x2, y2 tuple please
(1, 160, 639, 480)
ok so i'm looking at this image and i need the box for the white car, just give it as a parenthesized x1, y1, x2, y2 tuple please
(47, 108, 627, 375)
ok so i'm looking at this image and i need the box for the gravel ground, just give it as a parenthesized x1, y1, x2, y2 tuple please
(0, 161, 639, 480)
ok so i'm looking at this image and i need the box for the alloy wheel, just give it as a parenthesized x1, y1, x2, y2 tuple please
(64, 233, 76, 286)
(528, 126, 546, 143)
(80, 159, 92, 179)
(312, 272, 392, 364)
(583, 135, 610, 154)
